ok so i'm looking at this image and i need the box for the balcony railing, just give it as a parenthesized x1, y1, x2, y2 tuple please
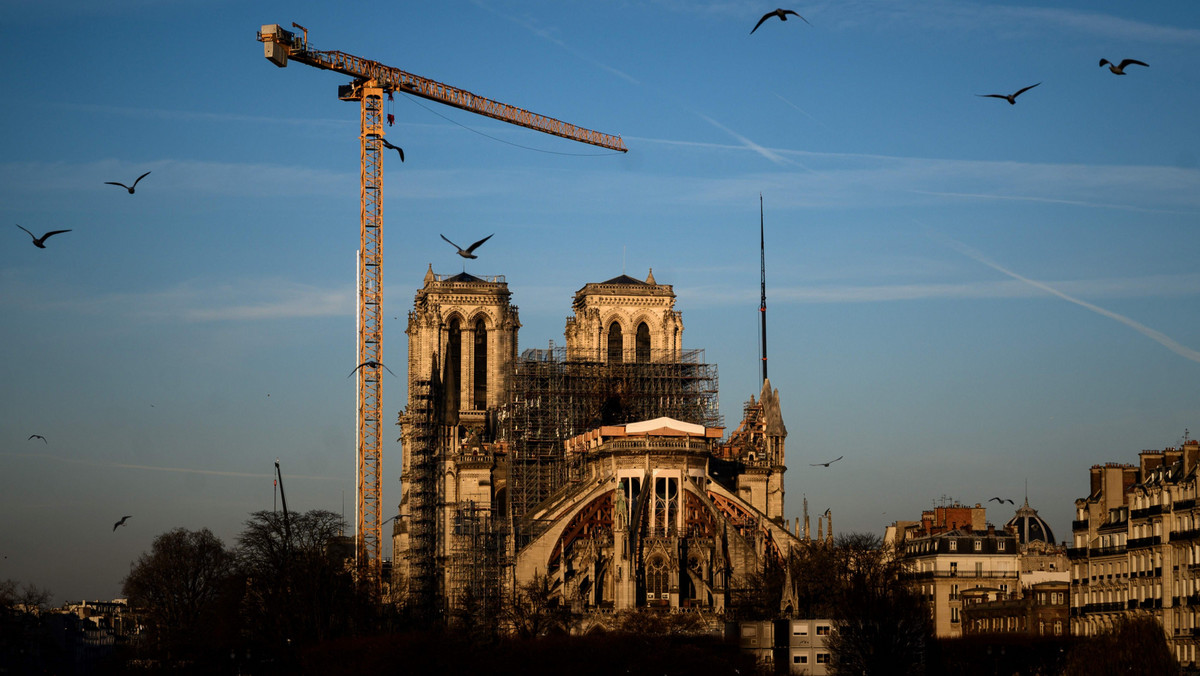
(1131, 505, 1165, 519)
(1127, 535, 1162, 549)
(1072, 519, 1089, 532)
(902, 570, 1019, 580)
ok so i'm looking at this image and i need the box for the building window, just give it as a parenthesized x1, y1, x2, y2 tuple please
(793, 623, 808, 636)
(816, 625, 831, 636)
(445, 317, 462, 415)
(794, 655, 807, 664)
(647, 555, 668, 601)
(607, 322, 623, 363)
(472, 318, 487, 410)
(817, 654, 830, 664)
(635, 321, 651, 363)
(998, 540, 1006, 551)
(974, 539, 982, 552)
(950, 540, 958, 552)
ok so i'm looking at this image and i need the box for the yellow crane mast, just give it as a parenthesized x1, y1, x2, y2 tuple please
(256, 23, 626, 591)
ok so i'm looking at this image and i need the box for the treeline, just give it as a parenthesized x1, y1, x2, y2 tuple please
(2, 524, 1183, 674)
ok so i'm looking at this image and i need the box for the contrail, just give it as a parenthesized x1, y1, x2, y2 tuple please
(948, 239, 1200, 364)
(1, 451, 342, 481)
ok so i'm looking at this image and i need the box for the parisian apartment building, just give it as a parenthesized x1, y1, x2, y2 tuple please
(1070, 438, 1200, 669)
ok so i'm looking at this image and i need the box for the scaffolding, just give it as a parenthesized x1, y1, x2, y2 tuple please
(446, 501, 503, 624)
(502, 346, 720, 547)
(397, 366, 440, 617)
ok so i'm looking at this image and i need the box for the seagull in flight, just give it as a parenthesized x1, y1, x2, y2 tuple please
(978, 82, 1040, 105)
(381, 139, 404, 162)
(28, 434, 47, 443)
(440, 233, 493, 259)
(989, 497, 1014, 505)
(810, 455, 843, 467)
(348, 360, 396, 378)
(751, 8, 810, 34)
(113, 515, 132, 531)
(1099, 58, 1148, 75)
(16, 224, 71, 248)
(105, 171, 151, 194)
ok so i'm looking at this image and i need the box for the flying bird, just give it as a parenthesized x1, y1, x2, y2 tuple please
(810, 455, 843, 467)
(440, 233, 494, 259)
(113, 515, 132, 531)
(977, 82, 1041, 105)
(16, 224, 71, 248)
(1099, 58, 1148, 75)
(28, 434, 47, 443)
(989, 497, 1014, 505)
(349, 360, 396, 378)
(381, 139, 404, 162)
(751, 8, 810, 34)
(105, 171, 151, 194)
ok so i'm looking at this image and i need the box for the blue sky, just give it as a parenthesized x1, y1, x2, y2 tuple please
(2, 0, 1198, 603)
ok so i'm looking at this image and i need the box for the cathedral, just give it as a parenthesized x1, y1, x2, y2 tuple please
(392, 266, 804, 622)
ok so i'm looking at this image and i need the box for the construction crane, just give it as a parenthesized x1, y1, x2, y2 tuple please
(256, 23, 627, 592)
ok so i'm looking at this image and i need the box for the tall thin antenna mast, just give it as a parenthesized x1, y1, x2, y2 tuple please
(760, 193, 768, 383)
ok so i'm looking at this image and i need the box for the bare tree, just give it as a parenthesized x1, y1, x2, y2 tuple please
(819, 532, 933, 676)
(504, 574, 570, 639)
(122, 527, 233, 653)
(1063, 616, 1179, 676)
(236, 509, 368, 647)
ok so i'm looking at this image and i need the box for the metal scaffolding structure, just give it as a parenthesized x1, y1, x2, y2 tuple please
(502, 346, 720, 547)
(398, 368, 440, 616)
(447, 501, 503, 622)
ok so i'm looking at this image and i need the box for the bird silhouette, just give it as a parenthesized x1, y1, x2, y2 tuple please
(16, 224, 71, 248)
(1099, 58, 1148, 75)
(440, 233, 493, 259)
(810, 455, 843, 467)
(978, 82, 1041, 105)
(751, 8, 810, 34)
(989, 497, 1014, 505)
(113, 515, 132, 531)
(348, 360, 396, 378)
(381, 139, 404, 162)
(28, 434, 47, 443)
(105, 171, 151, 194)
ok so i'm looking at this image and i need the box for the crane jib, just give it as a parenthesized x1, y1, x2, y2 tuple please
(286, 47, 627, 152)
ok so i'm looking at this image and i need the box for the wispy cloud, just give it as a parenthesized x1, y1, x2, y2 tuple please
(910, 190, 1197, 215)
(948, 239, 1200, 364)
(821, 1, 1200, 44)
(0, 159, 356, 199)
(86, 278, 353, 322)
(2, 451, 342, 481)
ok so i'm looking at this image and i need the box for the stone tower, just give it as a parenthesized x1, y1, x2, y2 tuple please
(395, 267, 519, 614)
(405, 266, 520, 425)
(564, 269, 683, 363)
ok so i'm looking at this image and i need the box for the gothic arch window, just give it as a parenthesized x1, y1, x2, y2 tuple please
(607, 321, 623, 363)
(473, 317, 487, 410)
(646, 554, 668, 602)
(635, 322, 651, 363)
(445, 317, 462, 416)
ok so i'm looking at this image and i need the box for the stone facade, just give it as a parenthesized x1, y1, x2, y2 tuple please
(393, 267, 801, 622)
(1070, 439, 1200, 668)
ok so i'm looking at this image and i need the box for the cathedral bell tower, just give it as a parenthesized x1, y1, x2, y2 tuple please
(564, 269, 683, 363)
